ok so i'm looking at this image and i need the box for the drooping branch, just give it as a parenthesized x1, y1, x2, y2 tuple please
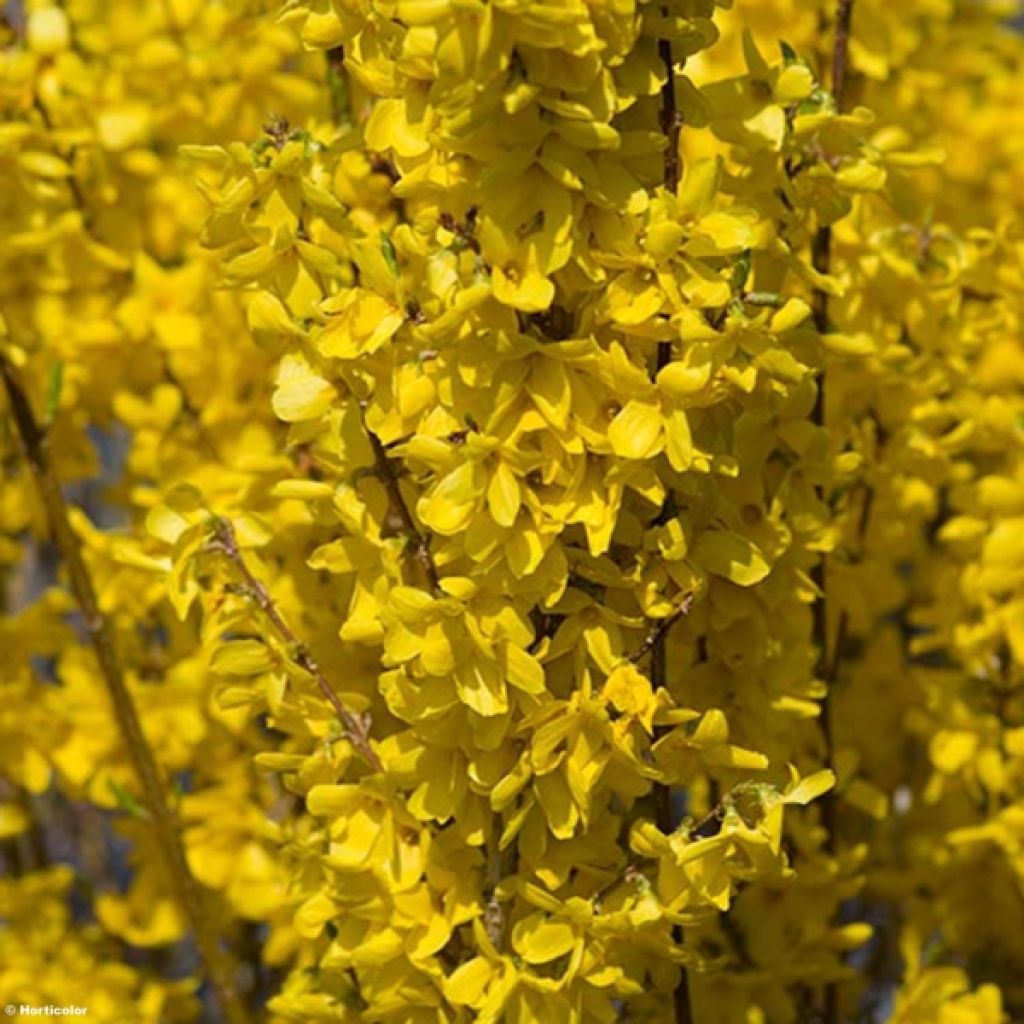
(0, 352, 246, 1024)
(209, 517, 383, 773)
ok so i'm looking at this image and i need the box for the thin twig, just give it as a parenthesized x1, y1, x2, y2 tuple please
(0, 353, 246, 1024)
(629, 593, 695, 664)
(209, 518, 383, 773)
(359, 411, 441, 595)
(31, 97, 91, 226)
(483, 819, 505, 948)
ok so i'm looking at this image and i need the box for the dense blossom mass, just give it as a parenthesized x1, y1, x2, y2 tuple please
(2, 0, 1024, 1021)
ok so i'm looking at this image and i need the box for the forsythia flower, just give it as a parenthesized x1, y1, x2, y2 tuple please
(2, 0, 1024, 1020)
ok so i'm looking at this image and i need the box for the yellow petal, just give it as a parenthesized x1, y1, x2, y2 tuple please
(784, 769, 836, 805)
(608, 400, 662, 459)
(693, 529, 770, 586)
(27, 7, 70, 54)
(445, 957, 495, 1006)
(211, 639, 272, 677)
(512, 913, 576, 965)
(271, 354, 334, 423)
(487, 462, 521, 528)
(505, 643, 546, 695)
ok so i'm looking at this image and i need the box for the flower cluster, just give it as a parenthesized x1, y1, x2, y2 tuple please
(3, 0, 1024, 1021)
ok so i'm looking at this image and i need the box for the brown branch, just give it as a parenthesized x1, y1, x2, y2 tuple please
(813, 5, 856, 1022)
(209, 518, 383, 773)
(630, 593, 695, 664)
(831, 0, 855, 111)
(656, 33, 680, 378)
(811, 0, 856, 343)
(658, 38, 681, 196)
(325, 46, 348, 124)
(360, 411, 441, 595)
(655, 28, 692, 1023)
(483, 817, 506, 949)
(0, 353, 246, 1024)
(31, 96, 91, 227)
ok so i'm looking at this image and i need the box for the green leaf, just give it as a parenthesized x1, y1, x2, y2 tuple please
(380, 231, 399, 277)
(44, 360, 64, 424)
(730, 249, 752, 293)
(779, 40, 797, 64)
(798, 88, 836, 116)
(107, 778, 150, 820)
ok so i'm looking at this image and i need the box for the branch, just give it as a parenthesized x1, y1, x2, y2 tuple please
(0, 353, 246, 1024)
(811, 0, 856, 334)
(483, 817, 506, 949)
(325, 46, 348, 124)
(658, 39, 681, 196)
(209, 518, 383, 773)
(656, 33, 680, 376)
(813, 4, 856, 1022)
(831, 0, 855, 110)
(32, 97, 91, 228)
(655, 28, 693, 1023)
(811, 0, 858, 843)
(629, 593, 695, 664)
(359, 410, 441, 595)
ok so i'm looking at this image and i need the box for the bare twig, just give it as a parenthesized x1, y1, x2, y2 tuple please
(0, 353, 246, 1024)
(209, 518, 383, 773)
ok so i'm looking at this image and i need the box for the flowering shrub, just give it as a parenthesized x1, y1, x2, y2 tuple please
(2, 0, 1024, 1021)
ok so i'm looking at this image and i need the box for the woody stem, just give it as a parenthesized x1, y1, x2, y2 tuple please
(1, 352, 246, 1024)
